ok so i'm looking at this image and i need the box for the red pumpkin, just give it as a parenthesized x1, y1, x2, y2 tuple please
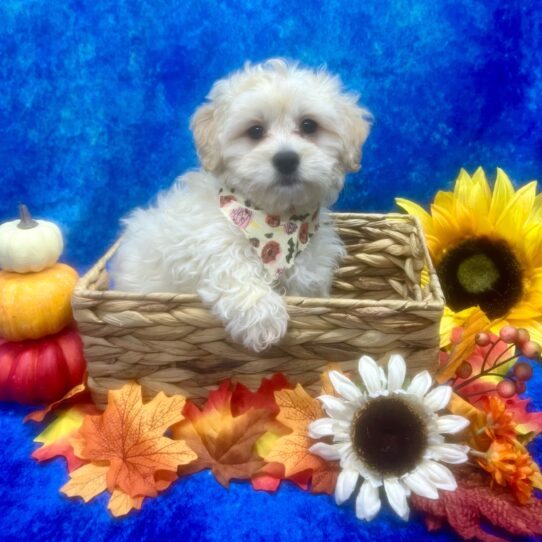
(0, 327, 86, 404)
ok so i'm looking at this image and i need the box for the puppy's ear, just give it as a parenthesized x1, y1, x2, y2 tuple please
(340, 102, 372, 173)
(190, 103, 221, 172)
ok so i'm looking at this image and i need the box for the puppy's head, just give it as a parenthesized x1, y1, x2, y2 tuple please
(191, 59, 372, 213)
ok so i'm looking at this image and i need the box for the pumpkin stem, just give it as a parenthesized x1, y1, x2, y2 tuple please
(18, 204, 39, 230)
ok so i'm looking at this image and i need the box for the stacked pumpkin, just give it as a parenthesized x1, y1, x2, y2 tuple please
(0, 205, 86, 403)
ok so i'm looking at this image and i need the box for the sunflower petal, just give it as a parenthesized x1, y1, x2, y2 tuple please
(395, 198, 432, 233)
(489, 167, 514, 224)
(403, 469, 439, 499)
(436, 415, 470, 434)
(420, 460, 457, 491)
(496, 181, 538, 243)
(329, 371, 364, 403)
(335, 468, 359, 505)
(471, 167, 492, 209)
(430, 204, 466, 251)
(387, 354, 406, 392)
(317, 395, 354, 421)
(309, 442, 342, 461)
(384, 478, 410, 520)
(406, 371, 432, 398)
(453, 168, 472, 206)
(428, 443, 469, 464)
(424, 386, 452, 411)
(308, 418, 335, 438)
(507, 300, 542, 320)
(358, 355, 386, 395)
(356, 479, 382, 521)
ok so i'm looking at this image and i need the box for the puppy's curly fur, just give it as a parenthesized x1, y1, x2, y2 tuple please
(111, 59, 371, 352)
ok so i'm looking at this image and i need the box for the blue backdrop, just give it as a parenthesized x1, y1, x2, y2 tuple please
(1, 1, 542, 541)
(1, 0, 541, 270)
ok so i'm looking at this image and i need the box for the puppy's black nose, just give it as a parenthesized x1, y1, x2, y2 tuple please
(273, 151, 300, 175)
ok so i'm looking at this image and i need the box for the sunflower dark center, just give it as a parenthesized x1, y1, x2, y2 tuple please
(457, 254, 499, 294)
(351, 396, 427, 477)
(436, 236, 523, 319)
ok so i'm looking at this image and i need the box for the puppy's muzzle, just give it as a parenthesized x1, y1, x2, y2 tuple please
(273, 150, 300, 175)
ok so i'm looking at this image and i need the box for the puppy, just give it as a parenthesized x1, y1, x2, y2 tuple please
(111, 59, 371, 352)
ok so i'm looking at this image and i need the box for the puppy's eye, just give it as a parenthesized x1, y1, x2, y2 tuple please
(300, 118, 318, 135)
(247, 125, 265, 140)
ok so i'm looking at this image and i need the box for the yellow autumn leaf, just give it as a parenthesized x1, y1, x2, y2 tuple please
(61, 463, 109, 503)
(448, 393, 488, 451)
(34, 408, 86, 446)
(108, 489, 144, 517)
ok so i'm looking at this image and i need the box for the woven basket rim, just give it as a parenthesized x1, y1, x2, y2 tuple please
(73, 211, 445, 310)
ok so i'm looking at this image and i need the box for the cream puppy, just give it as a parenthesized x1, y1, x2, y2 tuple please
(111, 59, 371, 352)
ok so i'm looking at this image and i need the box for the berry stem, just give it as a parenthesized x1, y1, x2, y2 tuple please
(489, 343, 517, 368)
(457, 388, 493, 399)
(480, 339, 500, 374)
(454, 354, 518, 391)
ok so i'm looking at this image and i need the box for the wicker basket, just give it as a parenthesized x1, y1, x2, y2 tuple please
(73, 213, 444, 409)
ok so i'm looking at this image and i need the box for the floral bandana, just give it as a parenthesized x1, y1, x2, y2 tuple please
(218, 187, 320, 280)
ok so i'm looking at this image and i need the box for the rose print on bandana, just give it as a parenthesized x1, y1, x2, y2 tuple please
(299, 222, 309, 244)
(283, 222, 298, 235)
(218, 186, 320, 279)
(266, 215, 281, 227)
(261, 241, 281, 264)
(230, 207, 253, 229)
(220, 195, 237, 207)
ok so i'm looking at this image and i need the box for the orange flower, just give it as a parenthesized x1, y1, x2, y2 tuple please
(478, 439, 542, 504)
(481, 396, 517, 441)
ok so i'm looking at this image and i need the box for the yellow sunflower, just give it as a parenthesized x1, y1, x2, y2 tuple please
(396, 167, 542, 346)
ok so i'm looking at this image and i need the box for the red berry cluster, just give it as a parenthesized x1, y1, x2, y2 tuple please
(454, 325, 539, 399)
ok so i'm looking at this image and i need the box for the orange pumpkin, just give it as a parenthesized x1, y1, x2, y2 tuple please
(0, 326, 86, 404)
(0, 263, 78, 341)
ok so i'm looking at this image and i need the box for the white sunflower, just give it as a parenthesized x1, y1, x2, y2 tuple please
(308, 354, 470, 521)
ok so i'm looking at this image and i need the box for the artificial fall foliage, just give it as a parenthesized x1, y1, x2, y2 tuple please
(24, 382, 89, 423)
(24, 367, 542, 534)
(437, 308, 490, 383)
(411, 467, 542, 542)
(26, 381, 98, 471)
(172, 380, 282, 487)
(32, 404, 99, 472)
(262, 384, 339, 494)
(61, 383, 196, 516)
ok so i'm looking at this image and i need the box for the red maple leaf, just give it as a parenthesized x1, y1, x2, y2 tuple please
(231, 373, 292, 416)
(32, 436, 87, 472)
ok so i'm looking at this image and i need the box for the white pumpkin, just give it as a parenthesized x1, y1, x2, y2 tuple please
(0, 204, 64, 273)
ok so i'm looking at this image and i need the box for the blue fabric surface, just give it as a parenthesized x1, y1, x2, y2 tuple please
(1, 367, 541, 542)
(1, 1, 542, 540)
(1, 1, 541, 270)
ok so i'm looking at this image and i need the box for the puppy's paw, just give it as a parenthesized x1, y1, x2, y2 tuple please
(226, 292, 289, 352)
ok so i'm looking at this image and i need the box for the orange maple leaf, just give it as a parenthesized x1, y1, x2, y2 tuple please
(172, 381, 273, 487)
(68, 382, 196, 498)
(61, 463, 144, 518)
(24, 382, 90, 423)
(263, 384, 339, 494)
